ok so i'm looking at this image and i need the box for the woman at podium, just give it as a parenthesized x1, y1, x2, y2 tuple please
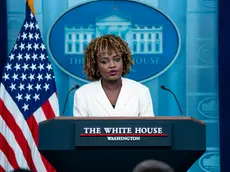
(73, 34, 154, 117)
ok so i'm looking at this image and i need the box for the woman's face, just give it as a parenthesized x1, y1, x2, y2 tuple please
(97, 50, 123, 81)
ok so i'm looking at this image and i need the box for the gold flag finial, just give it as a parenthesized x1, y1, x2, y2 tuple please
(27, 0, 36, 15)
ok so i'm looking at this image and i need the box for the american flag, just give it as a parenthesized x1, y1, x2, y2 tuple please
(0, 2, 59, 172)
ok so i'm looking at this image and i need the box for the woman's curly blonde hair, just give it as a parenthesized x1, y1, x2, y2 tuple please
(84, 34, 133, 81)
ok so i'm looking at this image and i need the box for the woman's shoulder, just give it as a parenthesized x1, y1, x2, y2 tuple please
(122, 78, 149, 91)
(76, 80, 100, 93)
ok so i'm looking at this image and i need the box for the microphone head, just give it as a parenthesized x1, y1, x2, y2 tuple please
(74, 84, 80, 89)
(161, 85, 167, 90)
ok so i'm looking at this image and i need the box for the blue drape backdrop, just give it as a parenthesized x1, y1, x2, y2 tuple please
(219, 0, 230, 171)
(0, 0, 7, 79)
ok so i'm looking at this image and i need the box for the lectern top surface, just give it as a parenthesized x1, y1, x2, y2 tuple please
(41, 116, 205, 125)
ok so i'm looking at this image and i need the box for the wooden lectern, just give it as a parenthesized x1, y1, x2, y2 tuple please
(38, 117, 206, 172)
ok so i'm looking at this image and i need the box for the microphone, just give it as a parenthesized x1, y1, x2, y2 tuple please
(61, 84, 80, 116)
(161, 85, 183, 116)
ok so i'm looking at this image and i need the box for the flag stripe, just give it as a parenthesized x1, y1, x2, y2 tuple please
(0, 115, 29, 170)
(0, 151, 13, 172)
(0, 164, 7, 172)
(42, 100, 56, 119)
(32, 106, 48, 146)
(0, 100, 37, 172)
(1, 85, 47, 172)
(32, 95, 58, 146)
(40, 154, 56, 172)
(27, 115, 39, 146)
(0, 151, 10, 172)
(0, 150, 14, 172)
(0, 134, 19, 170)
(49, 93, 59, 117)
(33, 107, 46, 124)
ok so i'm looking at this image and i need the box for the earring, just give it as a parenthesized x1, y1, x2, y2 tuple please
(96, 71, 100, 76)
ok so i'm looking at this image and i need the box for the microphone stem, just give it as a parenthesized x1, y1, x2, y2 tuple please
(167, 89, 183, 116)
(61, 88, 75, 116)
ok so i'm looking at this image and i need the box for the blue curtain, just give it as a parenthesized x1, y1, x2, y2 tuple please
(219, 0, 230, 171)
(0, 0, 7, 79)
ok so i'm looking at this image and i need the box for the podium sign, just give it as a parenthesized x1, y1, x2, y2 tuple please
(75, 122, 172, 146)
